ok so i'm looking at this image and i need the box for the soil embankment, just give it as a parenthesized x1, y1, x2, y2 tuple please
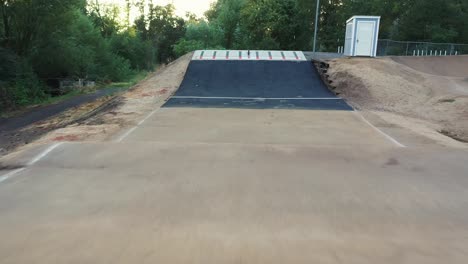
(326, 56, 468, 143)
(32, 53, 193, 147)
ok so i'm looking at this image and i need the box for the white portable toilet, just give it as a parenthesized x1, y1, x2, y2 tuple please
(344, 16, 380, 57)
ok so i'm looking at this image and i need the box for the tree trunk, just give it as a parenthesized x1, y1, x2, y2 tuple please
(1, 0, 11, 47)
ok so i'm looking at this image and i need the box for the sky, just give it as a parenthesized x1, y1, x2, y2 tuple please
(99, 0, 214, 18)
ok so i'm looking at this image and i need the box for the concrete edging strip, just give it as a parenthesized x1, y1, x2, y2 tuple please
(115, 108, 161, 143)
(192, 50, 307, 61)
(172, 96, 343, 100)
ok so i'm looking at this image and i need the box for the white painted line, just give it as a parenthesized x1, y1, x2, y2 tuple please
(172, 96, 342, 100)
(0, 168, 26, 184)
(296, 52, 307, 61)
(116, 127, 138, 143)
(192, 50, 202, 60)
(116, 108, 160, 143)
(202, 50, 215, 60)
(283, 51, 297, 60)
(27, 142, 64, 166)
(192, 50, 307, 61)
(226, 50, 241, 60)
(271, 51, 283, 60)
(241, 50, 256, 60)
(0, 143, 64, 184)
(354, 111, 406, 148)
(258, 50, 270, 60)
(137, 109, 158, 126)
(215, 50, 228, 60)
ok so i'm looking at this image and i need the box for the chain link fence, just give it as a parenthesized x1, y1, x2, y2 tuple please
(377, 39, 468, 56)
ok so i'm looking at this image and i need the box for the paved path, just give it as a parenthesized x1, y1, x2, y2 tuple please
(1, 51, 468, 263)
(0, 87, 124, 155)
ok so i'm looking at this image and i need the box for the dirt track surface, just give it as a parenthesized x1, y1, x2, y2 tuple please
(2, 52, 468, 263)
(392, 55, 468, 77)
(327, 56, 468, 144)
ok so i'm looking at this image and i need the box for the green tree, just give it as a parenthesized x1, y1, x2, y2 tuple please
(173, 20, 224, 56)
(215, 0, 245, 48)
(110, 28, 155, 71)
(397, 0, 464, 42)
(137, 4, 185, 63)
(0, 0, 85, 55)
(88, 0, 123, 38)
(239, 0, 304, 50)
(0, 0, 137, 110)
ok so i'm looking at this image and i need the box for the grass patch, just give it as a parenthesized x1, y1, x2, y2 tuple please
(40, 89, 85, 105)
(105, 71, 149, 90)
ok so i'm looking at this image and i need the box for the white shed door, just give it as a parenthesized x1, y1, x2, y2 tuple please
(355, 21, 374, 56)
(344, 23, 353, 56)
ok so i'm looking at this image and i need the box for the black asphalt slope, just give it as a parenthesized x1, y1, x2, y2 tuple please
(164, 60, 352, 110)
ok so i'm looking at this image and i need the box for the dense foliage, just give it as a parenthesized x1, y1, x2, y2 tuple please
(175, 0, 468, 54)
(0, 0, 184, 110)
(1, 0, 467, 110)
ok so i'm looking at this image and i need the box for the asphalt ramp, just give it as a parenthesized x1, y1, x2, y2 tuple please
(164, 58, 352, 110)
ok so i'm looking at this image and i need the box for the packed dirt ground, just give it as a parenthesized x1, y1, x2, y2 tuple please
(327, 55, 468, 144)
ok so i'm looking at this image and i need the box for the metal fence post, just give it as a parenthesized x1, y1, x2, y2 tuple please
(376, 39, 468, 56)
(313, 0, 320, 53)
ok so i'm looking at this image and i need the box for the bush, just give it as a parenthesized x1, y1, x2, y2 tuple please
(173, 39, 206, 57)
(0, 48, 18, 82)
(0, 58, 46, 111)
(109, 30, 156, 71)
(99, 53, 134, 82)
(172, 20, 225, 57)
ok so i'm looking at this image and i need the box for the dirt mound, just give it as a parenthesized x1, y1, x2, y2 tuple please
(327, 57, 468, 144)
(391, 55, 468, 78)
(41, 52, 193, 141)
